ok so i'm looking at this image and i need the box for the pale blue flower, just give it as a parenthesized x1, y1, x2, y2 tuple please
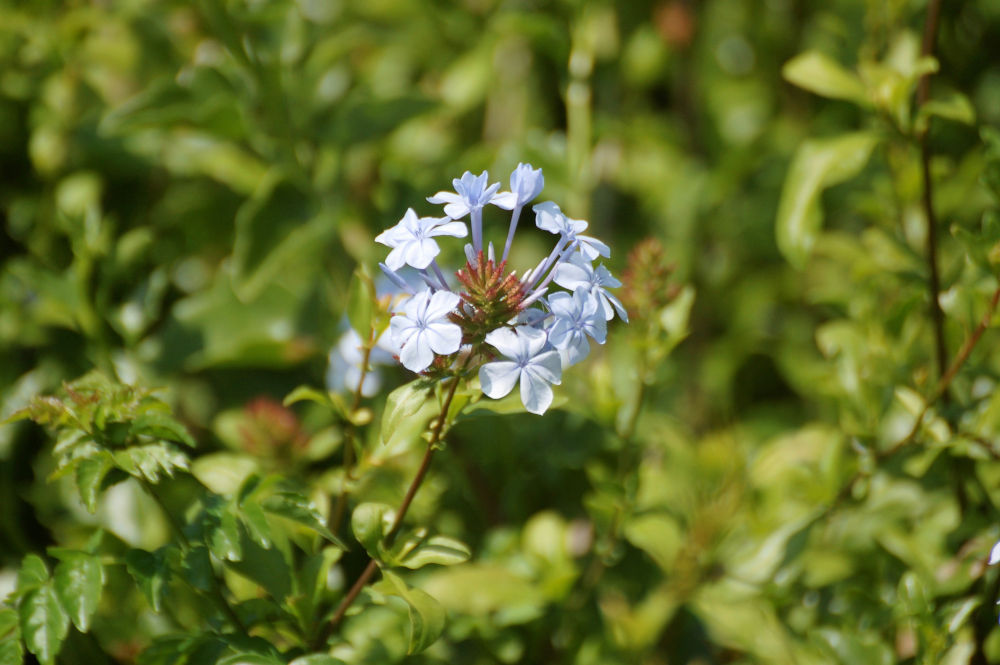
(375, 208, 467, 271)
(493, 163, 544, 210)
(480, 326, 562, 415)
(326, 329, 397, 397)
(554, 254, 629, 322)
(428, 171, 504, 252)
(990, 539, 1000, 565)
(546, 289, 607, 366)
(427, 171, 503, 218)
(494, 163, 545, 261)
(533, 201, 610, 260)
(390, 290, 463, 373)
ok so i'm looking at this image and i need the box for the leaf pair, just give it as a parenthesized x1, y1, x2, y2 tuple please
(2, 552, 105, 665)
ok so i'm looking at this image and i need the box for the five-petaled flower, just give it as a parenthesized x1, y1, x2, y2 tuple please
(554, 253, 629, 322)
(546, 289, 608, 366)
(479, 326, 562, 415)
(375, 208, 468, 271)
(533, 201, 610, 260)
(389, 289, 463, 372)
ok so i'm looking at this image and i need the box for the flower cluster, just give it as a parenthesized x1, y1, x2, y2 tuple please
(374, 165, 625, 415)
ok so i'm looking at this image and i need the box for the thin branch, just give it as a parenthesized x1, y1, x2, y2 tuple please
(821, 284, 1000, 516)
(319, 371, 466, 643)
(917, 0, 947, 384)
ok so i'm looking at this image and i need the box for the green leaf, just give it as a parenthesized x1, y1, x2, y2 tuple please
(53, 553, 104, 632)
(181, 546, 214, 593)
(380, 382, 433, 447)
(232, 598, 288, 629)
(325, 94, 435, 144)
(289, 655, 346, 665)
(916, 91, 976, 133)
(16, 556, 49, 594)
(113, 442, 190, 483)
(217, 655, 284, 665)
(135, 635, 199, 665)
(783, 51, 869, 105)
(461, 390, 533, 417)
(19, 586, 69, 665)
(232, 177, 327, 301)
(776, 131, 879, 266)
(131, 411, 196, 448)
(351, 503, 394, 557)
(624, 514, 683, 572)
(225, 534, 292, 601)
(240, 499, 273, 549)
(346, 266, 377, 340)
(192, 453, 259, 496)
(0, 607, 22, 665)
(125, 547, 174, 612)
(0, 609, 18, 639)
(283, 386, 334, 410)
(261, 491, 346, 548)
(396, 535, 471, 570)
(382, 570, 446, 655)
(290, 547, 342, 626)
(75, 454, 114, 513)
(816, 628, 893, 665)
(207, 506, 244, 562)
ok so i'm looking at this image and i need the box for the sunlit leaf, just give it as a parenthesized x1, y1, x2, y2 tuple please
(346, 266, 376, 341)
(53, 553, 104, 632)
(396, 535, 471, 569)
(776, 131, 879, 266)
(74, 454, 115, 513)
(351, 503, 394, 557)
(16, 556, 49, 594)
(19, 586, 68, 665)
(261, 490, 346, 548)
(783, 51, 869, 105)
(0, 607, 22, 665)
(382, 570, 446, 655)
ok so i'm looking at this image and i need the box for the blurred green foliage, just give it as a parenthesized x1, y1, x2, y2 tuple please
(4, 0, 1000, 663)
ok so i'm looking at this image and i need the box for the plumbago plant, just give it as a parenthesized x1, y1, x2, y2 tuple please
(0, 165, 627, 664)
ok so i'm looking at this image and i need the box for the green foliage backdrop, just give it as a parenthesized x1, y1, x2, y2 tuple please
(3, 0, 1000, 663)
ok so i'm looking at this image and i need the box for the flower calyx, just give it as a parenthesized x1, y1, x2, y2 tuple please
(451, 250, 527, 346)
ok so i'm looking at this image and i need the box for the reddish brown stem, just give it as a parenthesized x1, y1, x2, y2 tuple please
(323, 371, 464, 637)
(917, 0, 947, 384)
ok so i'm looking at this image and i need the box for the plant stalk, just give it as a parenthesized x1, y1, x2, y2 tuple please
(321, 371, 465, 639)
(917, 0, 947, 384)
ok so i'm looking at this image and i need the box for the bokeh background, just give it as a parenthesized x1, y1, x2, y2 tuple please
(4, 0, 1000, 663)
